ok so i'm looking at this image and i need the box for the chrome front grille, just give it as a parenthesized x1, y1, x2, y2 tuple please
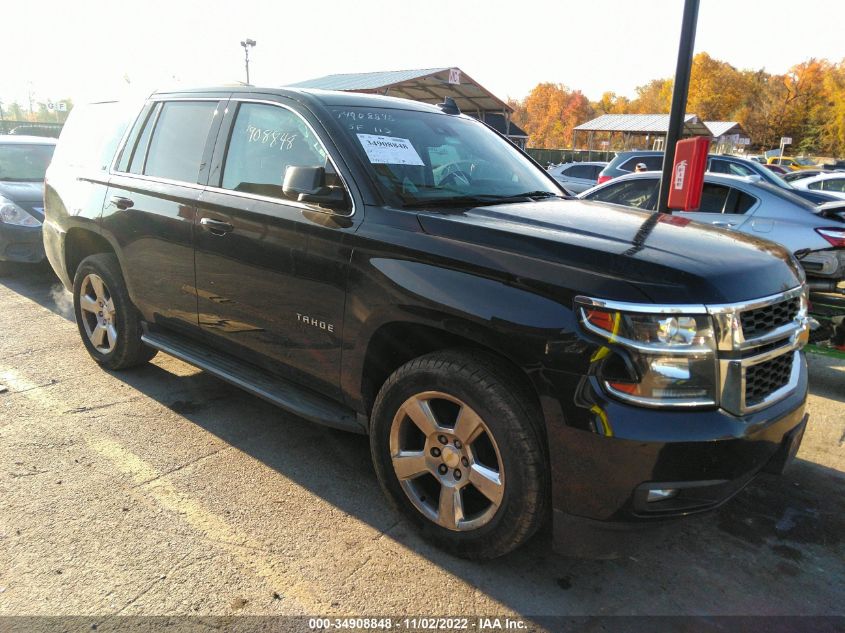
(739, 297, 801, 339)
(708, 286, 808, 416)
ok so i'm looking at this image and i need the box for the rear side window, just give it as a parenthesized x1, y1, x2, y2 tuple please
(708, 159, 755, 177)
(619, 156, 662, 172)
(143, 101, 218, 183)
(696, 184, 756, 214)
(221, 102, 333, 200)
(588, 179, 657, 209)
(823, 178, 845, 193)
(566, 164, 592, 179)
(50, 102, 134, 172)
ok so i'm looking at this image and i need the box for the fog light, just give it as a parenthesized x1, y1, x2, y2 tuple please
(646, 488, 679, 502)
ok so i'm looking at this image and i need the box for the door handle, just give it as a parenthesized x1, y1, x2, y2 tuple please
(200, 217, 234, 235)
(711, 221, 736, 228)
(109, 195, 134, 210)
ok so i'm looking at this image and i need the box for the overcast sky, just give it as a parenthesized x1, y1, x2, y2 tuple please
(4, 0, 844, 109)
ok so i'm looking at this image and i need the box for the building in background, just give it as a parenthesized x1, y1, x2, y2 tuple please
(573, 114, 751, 154)
(289, 67, 529, 149)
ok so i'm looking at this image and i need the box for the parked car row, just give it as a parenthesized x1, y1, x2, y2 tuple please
(0, 135, 57, 273)
(578, 171, 845, 284)
(592, 150, 840, 205)
(545, 161, 608, 193)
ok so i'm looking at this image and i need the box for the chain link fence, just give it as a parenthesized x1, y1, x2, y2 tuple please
(526, 148, 614, 167)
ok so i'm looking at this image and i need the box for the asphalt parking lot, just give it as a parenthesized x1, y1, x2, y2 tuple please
(1, 264, 844, 626)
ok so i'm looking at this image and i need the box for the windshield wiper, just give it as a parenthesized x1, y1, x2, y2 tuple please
(402, 191, 563, 209)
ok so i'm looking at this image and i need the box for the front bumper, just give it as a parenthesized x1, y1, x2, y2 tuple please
(545, 355, 808, 557)
(0, 223, 45, 263)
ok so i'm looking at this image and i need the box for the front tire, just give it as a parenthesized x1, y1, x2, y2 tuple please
(370, 350, 548, 560)
(72, 253, 157, 369)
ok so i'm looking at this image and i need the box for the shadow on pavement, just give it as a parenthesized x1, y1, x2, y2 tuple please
(2, 270, 845, 618)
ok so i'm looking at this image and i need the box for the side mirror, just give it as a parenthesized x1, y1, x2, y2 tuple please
(282, 165, 347, 210)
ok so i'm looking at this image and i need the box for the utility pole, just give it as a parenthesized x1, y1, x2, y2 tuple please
(656, 0, 700, 213)
(240, 39, 256, 85)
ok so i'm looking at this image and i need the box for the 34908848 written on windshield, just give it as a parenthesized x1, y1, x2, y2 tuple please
(331, 107, 559, 205)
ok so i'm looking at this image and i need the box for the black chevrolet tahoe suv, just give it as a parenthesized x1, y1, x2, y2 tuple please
(44, 87, 810, 560)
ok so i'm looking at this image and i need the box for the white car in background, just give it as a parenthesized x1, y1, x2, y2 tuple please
(546, 161, 607, 194)
(791, 172, 845, 199)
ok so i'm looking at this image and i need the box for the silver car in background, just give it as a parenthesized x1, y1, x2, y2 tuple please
(547, 161, 607, 194)
(578, 171, 845, 283)
(790, 172, 845, 199)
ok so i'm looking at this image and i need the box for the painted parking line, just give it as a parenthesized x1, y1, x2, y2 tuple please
(0, 366, 333, 614)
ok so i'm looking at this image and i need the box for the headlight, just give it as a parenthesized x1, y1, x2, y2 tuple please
(0, 197, 41, 227)
(577, 298, 718, 407)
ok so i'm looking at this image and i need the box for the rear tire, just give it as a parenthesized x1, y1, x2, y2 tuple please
(370, 349, 548, 560)
(72, 253, 157, 369)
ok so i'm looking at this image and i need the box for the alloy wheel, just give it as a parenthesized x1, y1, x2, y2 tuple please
(79, 273, 118, 354)
(389, 391, 505, 531)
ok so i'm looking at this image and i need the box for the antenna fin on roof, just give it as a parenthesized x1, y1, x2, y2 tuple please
(438, 96, 460, 115)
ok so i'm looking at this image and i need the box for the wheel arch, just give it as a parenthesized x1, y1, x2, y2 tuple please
(356, 318, 545, 432)
(64, 227, 116, 285)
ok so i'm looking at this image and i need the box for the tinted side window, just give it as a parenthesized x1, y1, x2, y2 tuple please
(621, 156, 662, 171)
(221, 102, 332, 200)
(144, 101, 218, 183)
(697, 183, 733, 213)
(708, 159, 730, 174)
(808, 180, 823, 190)
(51, 102, 135, 172)
(589, 165, 604, 179)
(566, 165, 589, 178)
(619, 157, 639, 171)
(128, 104, 161, 175)
(728, 190, 757, 214)
(589, 179, 657, 209)
(824, 178, 845, 193)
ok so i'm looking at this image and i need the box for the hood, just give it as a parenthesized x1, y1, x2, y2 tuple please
(416, 199, 804, 305)
(0, 181, 45, 220)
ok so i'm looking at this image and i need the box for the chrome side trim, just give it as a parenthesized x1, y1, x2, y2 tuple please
(603, 382, 716, 409)
(574, 295, 708, 315)
(577, 307, 714, 356)
(705, 286, 805, 315)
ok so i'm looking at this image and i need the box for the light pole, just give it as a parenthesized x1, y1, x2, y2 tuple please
(240, 39, 256, 85)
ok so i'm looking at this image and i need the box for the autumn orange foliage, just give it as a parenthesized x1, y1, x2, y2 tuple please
(510, 53, 845, 156)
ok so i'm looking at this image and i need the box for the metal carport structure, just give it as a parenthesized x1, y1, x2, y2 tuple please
(572, 113, 711, 152)
(288, 67, 528, 147)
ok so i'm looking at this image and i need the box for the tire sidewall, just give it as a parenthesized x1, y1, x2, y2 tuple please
(370, 356, 540, 557)
(72, 255, 138, 369)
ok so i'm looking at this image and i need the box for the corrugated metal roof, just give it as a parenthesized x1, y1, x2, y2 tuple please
(574, 113, 709, 136)
(289, 68, 449, 91)
(704, 121, 746, 138)
(288, 67, 513, 116)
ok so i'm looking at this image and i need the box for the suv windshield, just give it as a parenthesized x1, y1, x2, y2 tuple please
(330, 106, 560, 206)
(0, 143, 55, 181)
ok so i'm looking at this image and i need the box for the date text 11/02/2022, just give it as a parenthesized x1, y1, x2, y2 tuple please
(306, 617, 527, 630)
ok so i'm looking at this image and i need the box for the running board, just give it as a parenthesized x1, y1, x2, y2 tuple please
(141, 330, 365, 434)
